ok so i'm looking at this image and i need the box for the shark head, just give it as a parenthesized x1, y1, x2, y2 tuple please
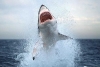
(38, 5, 57, 31)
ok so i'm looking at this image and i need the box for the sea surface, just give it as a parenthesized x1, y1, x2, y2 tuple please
(0, 39, 100, 67)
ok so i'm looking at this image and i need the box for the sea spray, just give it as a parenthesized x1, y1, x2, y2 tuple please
(17, 39, 80, 67)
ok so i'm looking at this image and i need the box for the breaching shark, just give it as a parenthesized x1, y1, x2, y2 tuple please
(32, 5, 72, 60)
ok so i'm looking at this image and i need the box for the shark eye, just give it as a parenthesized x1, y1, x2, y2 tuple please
(40, 12, 52, 23)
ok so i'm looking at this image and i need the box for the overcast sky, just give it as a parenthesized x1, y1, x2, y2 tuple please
(0, 0, 100, 39)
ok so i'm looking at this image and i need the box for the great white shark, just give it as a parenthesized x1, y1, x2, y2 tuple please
(32, 5, 72, 60)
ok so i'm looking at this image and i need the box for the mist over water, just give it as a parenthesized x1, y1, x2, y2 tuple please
(16, 39, 80, 67)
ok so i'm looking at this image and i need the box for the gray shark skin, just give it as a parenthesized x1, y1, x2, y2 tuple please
(32, 5, 72, 60)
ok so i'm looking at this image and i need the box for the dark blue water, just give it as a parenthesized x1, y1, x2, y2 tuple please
(0, 39, 100, 67)
(76, 39, 100, 67)
(0, 39, 28, 67)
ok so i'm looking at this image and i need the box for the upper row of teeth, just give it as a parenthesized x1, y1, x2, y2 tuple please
(42, 13, 49, 16)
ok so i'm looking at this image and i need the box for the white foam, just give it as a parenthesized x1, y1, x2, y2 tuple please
(17, 39, 80, 67)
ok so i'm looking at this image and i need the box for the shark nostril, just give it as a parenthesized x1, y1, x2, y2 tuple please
(40, 12, 52, 23)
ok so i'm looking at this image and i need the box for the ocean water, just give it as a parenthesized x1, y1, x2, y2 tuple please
(0, 39, 100, 67)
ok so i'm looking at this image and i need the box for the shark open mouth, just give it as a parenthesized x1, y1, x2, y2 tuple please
(40, 12, 52, 23)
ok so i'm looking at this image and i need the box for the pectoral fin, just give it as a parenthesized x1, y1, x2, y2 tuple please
(32, 39, 42, 60)
(58, 33, 72, 41)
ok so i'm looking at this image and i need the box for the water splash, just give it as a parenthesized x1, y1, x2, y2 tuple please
(16, 39, 80, 67)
